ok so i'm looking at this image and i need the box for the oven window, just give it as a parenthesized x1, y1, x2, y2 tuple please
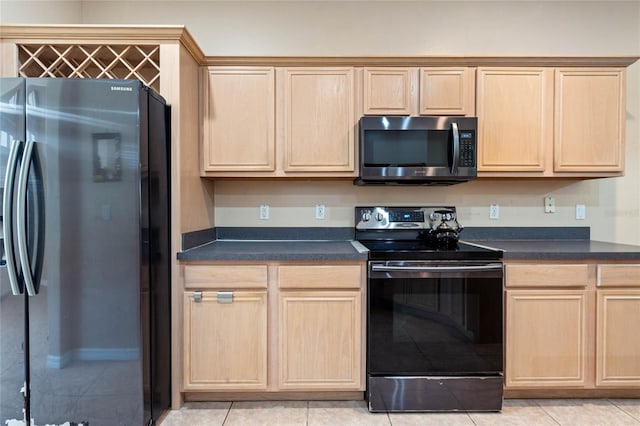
(368, 275, 503, 376)
(363, 130, 450, 167)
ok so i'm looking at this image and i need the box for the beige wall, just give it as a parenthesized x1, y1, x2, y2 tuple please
(2, 1, 639, 244)
(0, 1, 82, 24)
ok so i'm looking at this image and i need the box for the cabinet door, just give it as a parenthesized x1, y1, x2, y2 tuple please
(596, 289, 640, 387)
(279, 291, 362, 390)
(363, 67, 415, 115)
(505, 290, 588, 388)
(201, 67, 275, 172)
(476, 68, 553, 172)
(554, 68, 625, 173)
(281, 68, 356, 174)
(183, 290, 267, 390)
(419, 67, 475, 116)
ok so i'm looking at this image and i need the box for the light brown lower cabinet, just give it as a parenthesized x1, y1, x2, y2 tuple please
(183, 290, 268, 390)
(595, 265, 640, 388)
(279, 291, 361, 389)
(506, 289, 588, 387)
(181, 262, 365, 394)
(505, 262, 640, 393)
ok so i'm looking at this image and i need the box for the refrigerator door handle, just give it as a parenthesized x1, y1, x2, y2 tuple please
(3, 139, 24, 295)
(16, 139, 37, 296)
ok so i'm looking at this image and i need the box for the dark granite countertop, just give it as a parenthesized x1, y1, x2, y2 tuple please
(177, 226, 640, 262)
(177, 240, 368, 262)
(466, 239, 640, 260)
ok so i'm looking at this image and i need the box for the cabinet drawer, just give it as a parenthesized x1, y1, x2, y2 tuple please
(184, 265, 268, 289)
(597, 264, 640, 287)
(505, 264, 591, 288)
(278, 265, 362, 289)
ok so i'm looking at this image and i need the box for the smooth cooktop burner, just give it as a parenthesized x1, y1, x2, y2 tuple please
(359, 239, 503, 261)
(354, 206, 503, 261)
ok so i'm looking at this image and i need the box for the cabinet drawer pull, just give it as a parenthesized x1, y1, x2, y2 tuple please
(217, 291, 233, 304)
(194, 291, 203, 303)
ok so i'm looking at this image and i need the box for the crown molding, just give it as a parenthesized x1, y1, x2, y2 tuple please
(0, 24, 205, 62)
(2, 25, 637, 68)
(202, 55, 640, 68)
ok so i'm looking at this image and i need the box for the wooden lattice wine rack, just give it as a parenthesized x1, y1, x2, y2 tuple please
(17, 44, 161, 91)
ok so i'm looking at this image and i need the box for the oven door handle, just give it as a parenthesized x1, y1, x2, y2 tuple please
(371, 263, 503, 272)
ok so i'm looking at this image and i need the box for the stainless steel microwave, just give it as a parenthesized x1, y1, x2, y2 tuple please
(355, 116, 478, 185)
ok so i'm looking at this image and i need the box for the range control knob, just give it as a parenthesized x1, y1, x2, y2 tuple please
(375, 212, 384, 221)
(361, 211, 372, 222)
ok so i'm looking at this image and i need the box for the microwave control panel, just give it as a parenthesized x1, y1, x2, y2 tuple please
(459, 131, 475, 167)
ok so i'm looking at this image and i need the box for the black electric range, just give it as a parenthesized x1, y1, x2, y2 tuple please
(356, 206, 505, 413)
(358, 238, 503, 261)
(355, 206, 502, 261)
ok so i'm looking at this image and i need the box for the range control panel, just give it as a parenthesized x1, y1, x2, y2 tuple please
(355, 206, 457, 230)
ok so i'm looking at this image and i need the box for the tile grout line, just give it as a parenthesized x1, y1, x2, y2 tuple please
(467, 410, 479, 426)
(607, 399, 640, 424)
(530, 399, 563, 426)
(221, 401, 232, 425)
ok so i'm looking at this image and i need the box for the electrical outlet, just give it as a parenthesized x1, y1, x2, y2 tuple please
(315, 204, 326, 220)
(489, 204, 500, 220)
(544, 196, 556, 213)
(259, 204, 269, 220)
(576, 204, 586, 220)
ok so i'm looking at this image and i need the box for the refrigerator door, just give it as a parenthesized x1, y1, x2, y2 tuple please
(147, 89, 171, 422)
(0, 78, 28, 424)
(25, 78, 145, 425)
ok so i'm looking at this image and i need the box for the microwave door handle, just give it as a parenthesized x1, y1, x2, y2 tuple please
(451, 121, 460, 175)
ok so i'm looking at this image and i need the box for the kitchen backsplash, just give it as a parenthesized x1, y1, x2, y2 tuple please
(211, 177, 638, 245)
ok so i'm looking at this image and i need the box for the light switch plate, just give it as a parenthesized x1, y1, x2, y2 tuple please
(576, 204, 586, 220)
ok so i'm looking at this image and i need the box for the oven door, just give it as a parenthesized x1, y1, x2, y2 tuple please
(368, 260, 503, 376)
(367, 260, 504, 412)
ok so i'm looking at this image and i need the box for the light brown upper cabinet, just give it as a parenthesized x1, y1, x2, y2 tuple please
(201, 66, 357, 177)
(554, 68, 625, 173)
(201, 67, 275, 173)
(419, 67, 475, 116)
(280, 67, 357, 174)
(476, 67, 554, 174)
(362, 67, 475, 116)
(477, 67, 626, 177)
(363, 67, 416, 115)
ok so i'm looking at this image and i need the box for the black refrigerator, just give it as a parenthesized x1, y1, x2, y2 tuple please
(0, 78, 171, 425)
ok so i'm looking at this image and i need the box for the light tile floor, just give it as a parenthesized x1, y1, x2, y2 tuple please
(159, 398, 640, 425)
